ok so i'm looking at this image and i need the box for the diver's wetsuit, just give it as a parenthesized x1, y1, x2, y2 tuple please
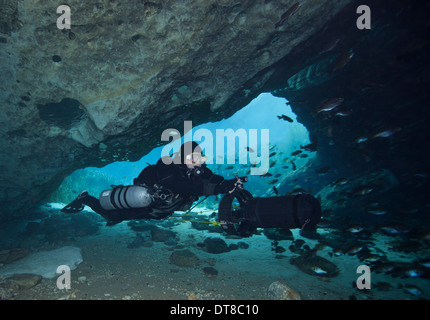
(79, 157, 234, 225)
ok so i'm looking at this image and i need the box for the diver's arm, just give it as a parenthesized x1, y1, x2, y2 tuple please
(200, 167, 225, 195)
(200, 167, 241, 195)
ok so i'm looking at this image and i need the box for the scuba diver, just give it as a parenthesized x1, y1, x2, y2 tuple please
(61, 141, 244, 226)
(62, 141, 322, 236)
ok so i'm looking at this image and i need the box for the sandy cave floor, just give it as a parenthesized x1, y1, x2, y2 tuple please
(6, 216, 430, 301)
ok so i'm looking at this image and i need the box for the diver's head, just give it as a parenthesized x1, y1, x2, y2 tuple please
(175, 141, 207, 168)
(184, 151, 206, 169)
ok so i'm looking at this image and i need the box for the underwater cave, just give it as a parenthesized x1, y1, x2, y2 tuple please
(0, 0, 429, 302)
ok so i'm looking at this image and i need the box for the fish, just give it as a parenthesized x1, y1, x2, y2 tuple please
(379, 224, 409, 235)
(270, 160, 277, 168)
(354, 136, 368, 144)
(290, 188, 307, 195)
(403, 268, 425, 278)
(311, 266, 327, 275)
(403, 284, 423, 296)
(374, 263, 396, 274)
(269, 152, 277, 157)
(345, 244, 365, 255)
(277, 114, 294, 122)
(351, 185, 374, 196)
(332, 177, 349, 187)
(330, 50, 354, 73)
(418, 258, 430, 268)
(291, 161, 296, 170)
(269, 179, 278, 185)
(371, 127, 401, 139)
(332, 248, 344, 257)
(314, 98, 344, 114)
(285, 100, 306, 106)
(299, 154, 308, 158)
(275, 2, 302, 29)
(362, 254, 382, 264)
(274, 173, 282, 178)
(225, 165, 234, 170)
(245, 146, 254, 153)
(367, 208, 387, 216)
(272, 186, 279, 195)
(291, 150, 302, 156)
(300, 143, 317, 152)
(334, 107, 352, 117)
(319, 38, 341, 55)
(346, 224, 365, 233)
(261, 172, 273, 178)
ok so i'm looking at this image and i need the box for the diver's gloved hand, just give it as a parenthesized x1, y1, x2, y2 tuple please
(214, 179, 235, 194)
(216, 177, 245, 194)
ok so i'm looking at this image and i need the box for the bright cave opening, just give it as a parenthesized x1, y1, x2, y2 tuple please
(50, 93, 314, 211)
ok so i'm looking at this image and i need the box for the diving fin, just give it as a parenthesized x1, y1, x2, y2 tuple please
(61, 200, 84, 213)
(61, 190, 88, 213)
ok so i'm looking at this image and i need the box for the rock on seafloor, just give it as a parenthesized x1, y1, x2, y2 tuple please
(0, 246, 83, 279)
(169, 249, 199, 267)
(267, 281, 301, 300)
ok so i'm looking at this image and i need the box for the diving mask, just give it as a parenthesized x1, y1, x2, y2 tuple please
(185, 152, 207, 164)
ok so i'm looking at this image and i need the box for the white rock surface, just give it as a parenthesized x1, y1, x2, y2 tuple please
(0, 246, 83, 279)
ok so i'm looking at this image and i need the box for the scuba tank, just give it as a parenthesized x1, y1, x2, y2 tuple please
(99, 185, 154, 211)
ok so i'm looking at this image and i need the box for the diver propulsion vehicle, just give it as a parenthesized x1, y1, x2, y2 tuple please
(218, 187, 322, 237)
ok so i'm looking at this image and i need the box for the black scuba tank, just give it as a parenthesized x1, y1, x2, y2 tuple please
(99, 185, 153, 211)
